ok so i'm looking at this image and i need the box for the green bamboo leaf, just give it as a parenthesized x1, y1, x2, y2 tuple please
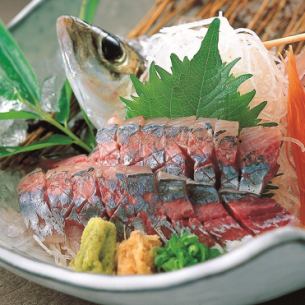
(83, 127, 96, 150)
(55, 80, 72, 125)
(0, 75, 19, 101)
(0, 111, 39, 120)
(79, 0, 101, 22)
(81, 107, 96, 148)
(0, 134, 74, 158)
(0, 19, 40, 104)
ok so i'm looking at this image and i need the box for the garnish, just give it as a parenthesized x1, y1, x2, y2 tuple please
(154, 231, 222, 272)
(122, 18, 266, 128)
(117, 230, 161, 275)
(0, 0, 100, 158)
(70, 217, 117, 274)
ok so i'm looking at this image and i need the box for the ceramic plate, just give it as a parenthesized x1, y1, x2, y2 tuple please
(2, 2, 305, 305)
(1, 221, 305, 305)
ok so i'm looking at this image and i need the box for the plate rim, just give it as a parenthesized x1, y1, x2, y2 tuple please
(1, 226, 305, 292)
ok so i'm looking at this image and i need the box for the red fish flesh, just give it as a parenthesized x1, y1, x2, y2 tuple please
(239, 126, 281, 194)
(18, 117, 293, 250)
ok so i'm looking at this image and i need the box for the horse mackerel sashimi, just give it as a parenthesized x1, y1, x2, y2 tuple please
(18, 117, 294, 255)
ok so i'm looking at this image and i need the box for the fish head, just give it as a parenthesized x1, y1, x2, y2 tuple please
(57, 16, 145, 128)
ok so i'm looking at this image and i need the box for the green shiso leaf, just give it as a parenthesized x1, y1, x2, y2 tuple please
(0, 19, 40, 105)
(122, 18, 266, 128)
(0, 134, 74, 157)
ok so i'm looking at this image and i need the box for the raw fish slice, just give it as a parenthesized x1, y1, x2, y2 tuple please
(136, 171, 191, 242)
(96, 165, 128, 217)
(168, 117, 196, 149)
(186, 179, 220, 222)
(109, 167, 154, 218)
(70, 166, 106, 225)
(141, 118, 168, 170)
(204, 215, 252, 250)
(96, 124, 120, 165)
(45, 166, 74, 219)
(239, 126, 281, 194)
(146, 209, 177, 242)
(112, 210, 170, 241)
(64, 207, 84, 253)
(184, 182, 252, 249)
(162, 117, 195, 177)
(188, 118, 216, 185)
(46, 163, 98, 243)
(18, 169, 64, 240)
(44, 155, 89, 170)
(117, 117, 144, 165)
(226, 195, 293, 234)
(115, 166, 155, 217)
(157, 171, 194, 220)
(88, 148, 100, 163)
(221, 191, 246, 203)
(110, 166, 158, 239)
(214, 120, 239, 190)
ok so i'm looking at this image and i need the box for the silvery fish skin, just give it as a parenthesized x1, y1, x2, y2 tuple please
(56, 16, 145, 128)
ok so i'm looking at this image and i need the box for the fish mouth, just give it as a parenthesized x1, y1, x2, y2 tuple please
(57, 16, 99, 63)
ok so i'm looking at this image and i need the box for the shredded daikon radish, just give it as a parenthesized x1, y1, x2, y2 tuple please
(33, 234, 74, 267)
(282, 136, 305, 152)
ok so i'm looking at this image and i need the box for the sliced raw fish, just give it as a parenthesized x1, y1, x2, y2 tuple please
(226, 195, 293, 234)
(96, 124, 120, 165)
(161, 117, 195, 177)
(96, 166, 128, 217)
(214, 120, 239, 190)
(204, 215, 252, 249)
(117, 117, 144, 165)
(45, 166, 74, 219)
(70, 166, 106, 224)
(18, 169, 64, 240)
(114, 165, 155, 217)
(109, 166, 157, 237)
(19, 118, 294, 249)
(44, 155, 89, 170)
(188, 118, 216, 185)
(157, 171, 194, 220)
(186, 179, 220, 222)
(239, 126, 281, 194)
(141, 118, 168, 170)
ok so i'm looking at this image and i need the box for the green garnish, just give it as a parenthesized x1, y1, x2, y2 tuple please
(122, 18, 266, 128)
(154, 231, 222, 272)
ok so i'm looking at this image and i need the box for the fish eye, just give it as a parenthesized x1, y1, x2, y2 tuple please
(101, 35, 124, 62)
